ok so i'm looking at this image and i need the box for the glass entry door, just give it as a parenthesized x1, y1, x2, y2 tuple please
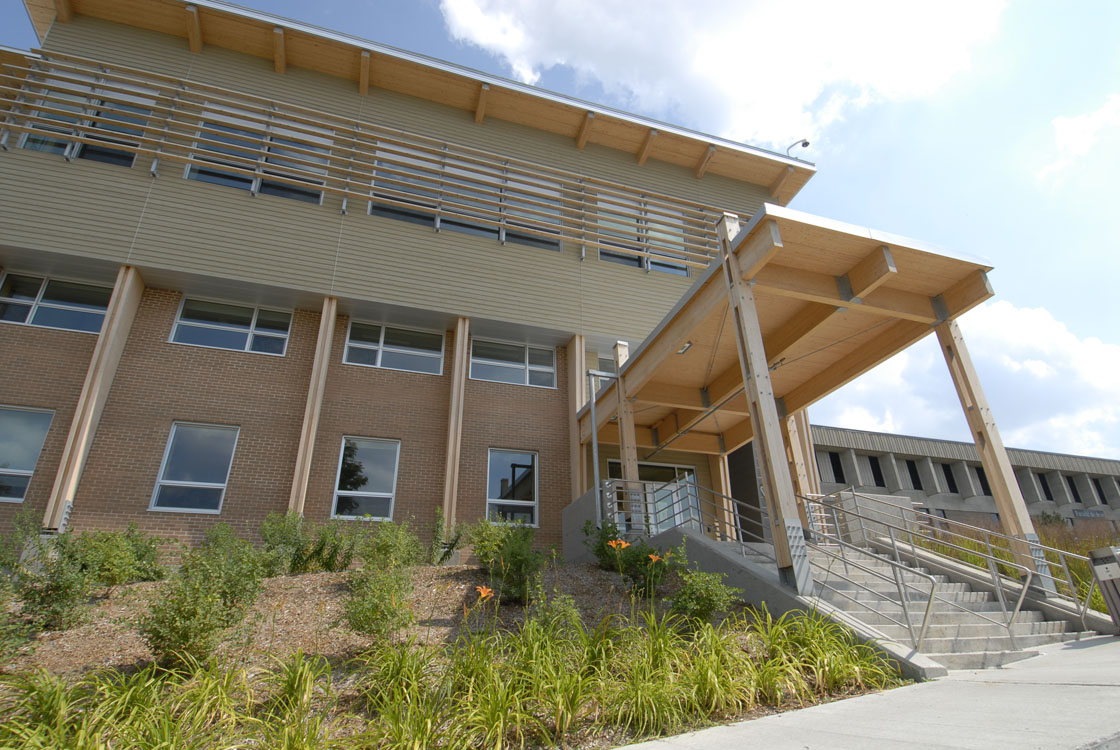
(608, 461, 700, 534)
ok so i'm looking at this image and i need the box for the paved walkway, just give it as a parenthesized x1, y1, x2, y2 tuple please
(626, 635, 1120, 750)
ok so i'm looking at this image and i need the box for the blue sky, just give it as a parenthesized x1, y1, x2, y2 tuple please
(4, 1, 1119, 458)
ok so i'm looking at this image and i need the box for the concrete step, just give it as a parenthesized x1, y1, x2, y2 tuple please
(832, 608, 1048, 628)
(815, 586, 995, 605)
(914, 632, 1082, 654)
(813, 577, 970, 595)
(924, 649, 1040, 670)
(873, 619, 1070, 640)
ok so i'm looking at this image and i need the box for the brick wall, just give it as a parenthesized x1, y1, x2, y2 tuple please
(69, 288, 315, 545)
(0, 322, 96, 536)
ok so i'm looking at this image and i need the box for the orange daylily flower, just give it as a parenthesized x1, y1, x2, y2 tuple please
(476, 585, 494, 601)
(607, 539, 630, 550)
(648, 553, 662, 563)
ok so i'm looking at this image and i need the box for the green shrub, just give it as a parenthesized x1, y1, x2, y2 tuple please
(15, 537, 91, 631)
(582, 519, 624, 570)
(0, 505, 40, 587)
(63, 524, 165, 587)
(260, 513, 356, 576)
(428, 508, 464, 565)
(671, 568, 742, 623)
(358, 520, 423, 570)
(344, 567, 414, 640)
(619, 538, 678, 597)
(139, 525, 263, 665)
(0, 590, 31, 664)
(468, 521, 542, 604)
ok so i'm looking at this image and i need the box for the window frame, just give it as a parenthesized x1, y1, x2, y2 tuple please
(148, 421, 239, 515)
(342, 320, 445, 376)
(596, 192, 690, 277)
(0, 406, 54, 504)
(331, 436, 402, 521)
(0, 272, 113, 335)
(486, 447, 539, 527)
(469, 338, 557, 389)
(169, 296, 293, 357)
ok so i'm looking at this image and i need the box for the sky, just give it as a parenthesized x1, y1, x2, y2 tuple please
(3, 0, 1119, 459)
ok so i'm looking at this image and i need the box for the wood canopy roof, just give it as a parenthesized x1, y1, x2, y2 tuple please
(24, 0, 815, 203)
(578, 204, 995, 457)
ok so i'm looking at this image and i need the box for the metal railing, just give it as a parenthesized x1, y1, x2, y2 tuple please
(810, 489, 1101, 626)
(0, 50, 736, 270)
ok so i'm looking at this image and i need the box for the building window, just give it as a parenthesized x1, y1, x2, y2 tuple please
(487, 449, 537, 525)
(187, 108, 331, 204)
(1092, 477, 1108, 505)
(0, 407, 54, 502)
(592, 354, 617, 394)
(0, 274, 113, 334)
(939, 463, 959, 494)
(1065, 475, 1082, 503)
(470, 339, 556, 388)
(598, 193, 689, 276)
(975, 466, 992, 496)
(905, 459, 923, 491)
(1037, 472, 1054, 502)
(827, 452, 845, 484)
(868, 455, 886, 487)
(343, 322, 444, 375)
(150, 423, 238, 513)
(333, 437, 401, 520)
(171, 298, 291, 355)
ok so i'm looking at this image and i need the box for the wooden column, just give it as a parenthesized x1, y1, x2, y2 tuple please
(287, 296, 337, 515)
(707, 453, 737, 540)
(566, 335, 588, 499)
(44, 265, 144, 530)
(441, 317, 470, 532)
(781, 412, 813, 529)
(936, 319, 1044, 577)
(718, 214, 812, 593)
(794, 409, 820, 495)
(613, 341, 639, 483)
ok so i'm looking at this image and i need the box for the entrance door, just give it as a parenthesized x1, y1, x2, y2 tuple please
(608, 461, 700, 534)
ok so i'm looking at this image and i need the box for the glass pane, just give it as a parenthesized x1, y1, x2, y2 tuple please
(470, 362, 524, 385)
(0, 409, 53, 472)
(649, 259, 689, 277)
(31, 306, 105, 333)
(599, 249, 643, 268)
(0, 275, 43, 301)
(200, 121, 258, 159)
(528, 369, 555, 388)
(258, 179, 322, 204)
(380, 350, 441, 374)
(173, 323, 249, 351)
(77, 143, 136, 167)
(24, 134, 70, 154)
(349, 323, 382, 346)
(40, 280, 112, 310)
(0, 474, 32, 500)
(472, 340, 524, 365)
(345, 346, 379, 366)
(253, 309, 291, 334)
(337, 438, 398, 495)
(488, 503, 536, 525)
(0, 302, 31, 323)
(154, 485, 223, 511)
(527, 347, 553, 367)
(189, 165, 254, 190)
(180, 299, 254, 329)
(250, 334, 286, 355)
(383, 327, 442, 354)
(162, 425, 237, 484)
(334, 494, 392, 519)
(488, 450, 535, 502)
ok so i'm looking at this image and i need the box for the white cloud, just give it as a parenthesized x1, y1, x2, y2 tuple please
(1036, 93, 1120, 185)
(439, 0, 1005, 147)
(810, 300, 1120, 459)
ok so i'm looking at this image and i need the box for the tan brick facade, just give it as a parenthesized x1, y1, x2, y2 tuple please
(0, 321, 96, 535)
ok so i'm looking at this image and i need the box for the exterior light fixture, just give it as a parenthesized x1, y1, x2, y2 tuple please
(676, 341, 692, 355)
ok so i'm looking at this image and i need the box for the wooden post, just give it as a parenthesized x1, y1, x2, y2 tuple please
(718, 214, 812, 593)
(613, 341, 638, 483)
(566, 335, 587, 499)
(794, 409, 821, 495)
(441, 317, 470, 533)
(707, 453, 737, 541)
(44, 265, 144, 530)
(288, 296, 337, 515)
(781, 412, 813, 529)
(936, 319, 1047, 579)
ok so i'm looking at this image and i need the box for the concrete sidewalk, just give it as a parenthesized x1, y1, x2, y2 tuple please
(625, 635, 1120, 750)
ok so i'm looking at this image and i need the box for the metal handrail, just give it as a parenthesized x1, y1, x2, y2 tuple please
(810, 488, 1100, 622)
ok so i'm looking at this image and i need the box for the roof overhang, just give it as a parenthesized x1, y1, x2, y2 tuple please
(578, 203, 995, 455)
(23, 0, 816, 202)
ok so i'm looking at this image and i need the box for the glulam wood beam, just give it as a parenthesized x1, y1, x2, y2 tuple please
(185, 5, 202, 53)
(637, 128, 657, 165)
(769, 166, 794, 203)
(474, 83, 489, 124)
(566, 335, 587, 498)
(272, 27, 286, 74)
(359, 50, 371, 94)
(576, 111, 595, 149)
(756, 264, 938, 323)
(598, 423, 723, 454)
(845, 245, 896, 299)
(54, 0, 72, 23)
(442, 317, 471, 532)
(614, 342, 640, 483)
(288, 296, 337, 514)
(695, 145, 716, 178)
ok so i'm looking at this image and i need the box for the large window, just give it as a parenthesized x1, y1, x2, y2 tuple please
(0, 274, 113, 334)
(344, 322, 444, 375)
(487, 449, 537, 525)
(470, 339, 556, 388)
(150, 423, 238, 513)
(171, 298, 292, 355)
(187, 108, 331, 204)
(333, 437, 401, 520)
(598, 193, 689, 276)
(21, 72, 154, 168)
(0, 407, 53, 502)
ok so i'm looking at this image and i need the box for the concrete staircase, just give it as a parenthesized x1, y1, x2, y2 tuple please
(807, 545, 1096, 670)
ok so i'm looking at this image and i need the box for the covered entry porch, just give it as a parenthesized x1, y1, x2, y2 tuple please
(569, 203, 1042, 594)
